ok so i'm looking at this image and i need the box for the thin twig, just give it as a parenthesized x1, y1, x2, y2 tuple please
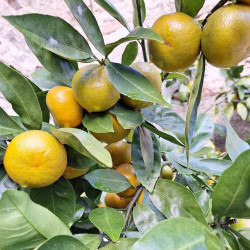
(124, 186, 144, 229)
(162, 154, 168, 161)
(202, 0, 229, 26)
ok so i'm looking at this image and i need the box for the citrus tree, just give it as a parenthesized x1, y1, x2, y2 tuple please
(0, 0, 250, 249)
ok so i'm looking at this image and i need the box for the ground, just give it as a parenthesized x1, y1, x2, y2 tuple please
(0, 0, 249, 150)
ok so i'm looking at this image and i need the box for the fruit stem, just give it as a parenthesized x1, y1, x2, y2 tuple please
(202, 0, 229, 26)
(93, 55, 105, 65)
(136, 0, 148, 62)
(124, 186, 144, 229)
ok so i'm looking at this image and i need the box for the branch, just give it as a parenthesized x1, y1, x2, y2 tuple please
(124, 186, 144, 229)
(202, 0, 229, 26)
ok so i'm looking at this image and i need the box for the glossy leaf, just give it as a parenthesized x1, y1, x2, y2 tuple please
(110, 102, 143, 129)
(83, 112, 114, 133)
(133, 204, 158, 233)
(190, 114, 214, 153)
(74, 234, 102, 250)
(36, 91, 50, 123)
(224, 114, 250, 161)
(64, 0, 105, 55)
(50, 127, 112, 168)
(175, 0, 205, 17)
(143, 105, 185, 143)
(84, 169, 131, 193)
(132, 0, 146, 28)
(0, 168, 18, 199)
(132, 128, 161, 192)
(185, 54, 205, 165)
(212, 150, 250, 219)
(37, 235, 88, 250)
(224, 102, 234, 120)
(105, 27, 162, 55)
(130, 217, 223, 250)
(30, 177, 76, 225)
(150, 179, 206, 224)
(237, 103, 248, 120)
(94, 0, 130, 31)
(4, 14, 93, 60)
(32, 68, 65, 90)
(0, 62, 42, 130)
(0, 107, 25, 135)
(0, 190, 71, 250)
(0, 141, 6, 163)
(121, 41, 138, 66)
(106, 61, 168, 106)
(166, 72, 190, 81)
(101, 238, 137, 249)
(194, 190, 210, 216)
(89, 207, 125, 242)
(25, 37, 76, 85)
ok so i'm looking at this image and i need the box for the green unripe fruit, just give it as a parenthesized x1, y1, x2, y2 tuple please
(161, 165, 173, 180)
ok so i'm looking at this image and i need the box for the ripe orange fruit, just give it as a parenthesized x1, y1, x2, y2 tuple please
(161, 165, 173, 180)
(115, 163, 140, 198)
(72, 64, 120, 112)
(63, 166, 89, 179)
(148, 12, 202, 72)
(238, 0, 250, 4)
(46, 86, 83, 128)
(106, 141, 131, 167)
(137, 188, 146, 204)
(121, 62, 162, 109)
(92, 113, 130, 144)
(3, 130, 67, 188)
(105, 193, 132, 209)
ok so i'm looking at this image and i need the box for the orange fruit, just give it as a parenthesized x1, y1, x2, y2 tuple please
(115, 163, 140, 198)
(238, 0, 250, 4)
(4, 130, 67, 188)
(46, 86, 83, 128)
(92, 113, 130, 144)
(63, 166, 89, 179)
(105, 193, 132, 209)
(106, 141, 131, 167)
(137, 188, 146, 204)
(72, 64, 120, 112)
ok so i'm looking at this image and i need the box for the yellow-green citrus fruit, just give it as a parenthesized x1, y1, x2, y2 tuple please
(161, 165, 174, 180)
(137, 188, 146, 204)
(231, 219, 250, 229)
(246, 97, 250, 110)
(63, 166, 89, 179)
(148, 12, 202, 72)
(121, 62, 162, 109)
(4, 130, 67, 188)
(46, 86, 84, 128)
(72, 64, 120, 112)
(106, 141, 132, 167)
(92, 113, 130, 144)
(206, 176, 216, 185)
(116, 163, 140, 198)
(105, 193, 132, 209)
(201, 4, 250, 68)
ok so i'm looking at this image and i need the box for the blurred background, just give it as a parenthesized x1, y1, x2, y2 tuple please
(0, 0, 250, 150)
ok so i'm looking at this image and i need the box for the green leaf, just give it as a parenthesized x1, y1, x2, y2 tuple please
(74, 234, 102, 250)
(105, 27, 162, 55)
(166, 72, 190, 81)
(132, 128, 161, 192)
(0, 62, 42, 130)
(25, 37, 76, 86)
(94, 0, 130, 31)
(50, 127, 112, 168)
(106, 61, 168, 106)
(83, 112, 114, 133)
(36, 91, 50, 123)
(194, 190, 210, 216)
(84, 169, 131, 193)
(190, 114, 214, 153)
(150, 179, 206, 224)
(0, 107, 25, 135)
(89, 207, 125, 242)
(110, 102, 143, 129)
(64, 0, 105, 55)
(121, 42, 138, 66)
(132, 0, 146, 28)
(0, 141, 6, 163)
(130, 217, 223, 250)
(32, 68, 65, 90)
(237, 103, 248, 120)
(185, 54, 205, 165)
(0, 168, 18, 199)
(212, 150, 250, 219)
(223, 102, 234, 120)
(175, 0, 205, 18)
(143, 105, 185, 144)
(101, 238, 138, 250)
(224, 114, 250, 161)
(30, 177, 76, 226)
(36, 235, 88, 250)
(0, 190, 71, 250)
(4, 14, 93, 60)
(133, 204, 158, 233)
